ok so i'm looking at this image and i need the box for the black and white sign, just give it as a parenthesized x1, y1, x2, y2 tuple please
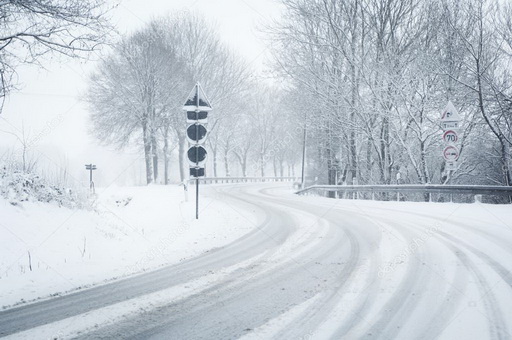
(441, 121, 460, 130)
(187, 111, 208, 123)
(187, 145, 207, 166)
(190, 167, 205, 178)
(187, 123, 207, 144)
(182, 82, 213, 220)
(183, 83, 212, 113)
(440, 101, 462, 123)
(445, 161, 457, 171)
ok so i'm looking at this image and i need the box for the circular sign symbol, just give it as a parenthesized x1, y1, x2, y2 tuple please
(187, 145, 207, 166)
(443, 145, 459, 161)
(443, 130, 458, 144)
(187, 124, 207, 144)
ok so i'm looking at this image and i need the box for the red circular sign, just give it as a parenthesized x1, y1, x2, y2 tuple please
(443, 146, 459, 161)
(443, 130, 458, 143)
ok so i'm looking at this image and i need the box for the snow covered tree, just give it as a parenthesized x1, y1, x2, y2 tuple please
(267, 0, 512, 187)
(0, 0, 113, 111)
(87, 13, 252, 184)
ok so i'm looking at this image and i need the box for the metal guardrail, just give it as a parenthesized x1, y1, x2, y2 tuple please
(296, 184, 512, 198)
(195, 176, 299, 184)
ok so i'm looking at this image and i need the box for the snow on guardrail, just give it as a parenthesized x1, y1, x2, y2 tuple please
(296, 185, 512, 203)
(194, 177, 299, 184)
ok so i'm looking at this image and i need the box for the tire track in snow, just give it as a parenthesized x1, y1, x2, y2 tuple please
(368, 210, 510, 339)
(329, 210, 463, 339)
(436, 238, 508, 340)
(273, 226, 361, 339)
(0, 185, 294, 337)
(75, 184, 357, 339)
(254, 187, 380, 339)
(259, 188, 432, 339)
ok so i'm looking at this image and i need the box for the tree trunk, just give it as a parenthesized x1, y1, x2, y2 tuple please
(419, 140, 429, 184)
(178, 134, 186, 182)
(212, 147, 218, 177)
(379, 117, 390, 184)
(242, 151, 248, 177)
(349, 3, 358, 185)
(142, 121, 153, 185)
(366, 136, 373, 184)
(151, 134, 158, 183)
(163, 136, 169, 185)
(260, 152, 265, 177)
(500, 139, 511, 186)
(224, 149, 230, 177)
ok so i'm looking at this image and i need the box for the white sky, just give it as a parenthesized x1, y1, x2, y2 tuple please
(0, 0, 282, 187)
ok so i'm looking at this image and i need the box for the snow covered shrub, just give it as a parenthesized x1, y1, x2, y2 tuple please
(0, 166, 90, 209)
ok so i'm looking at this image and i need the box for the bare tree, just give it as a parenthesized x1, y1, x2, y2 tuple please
(267, 0, 512, 188)
(0, 0, 113, 111)
(88, 13, 252, 184)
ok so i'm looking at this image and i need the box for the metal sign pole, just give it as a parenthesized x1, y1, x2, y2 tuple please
(195, 84, 199, 220)
(301, 124, 307, 190)
(195, 125, 199, 220)
(85, 164, 97, 194)
(183, 82, 212, 220)
(89, 164, 93, 186)
(196, 177, 199, 219)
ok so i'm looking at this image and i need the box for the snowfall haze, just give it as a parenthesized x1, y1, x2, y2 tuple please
(1, 0, 512, 339)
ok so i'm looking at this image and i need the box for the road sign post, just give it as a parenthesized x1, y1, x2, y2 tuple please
(85, 164, 97, 193)
(182, 82, 212, 219)
(440, 101, 462, 180)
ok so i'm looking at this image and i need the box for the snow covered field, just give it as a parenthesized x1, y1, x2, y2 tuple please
(0, 184, 254, 308)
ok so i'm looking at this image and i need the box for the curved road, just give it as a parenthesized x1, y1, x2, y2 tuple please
(1, 183, 512, 339)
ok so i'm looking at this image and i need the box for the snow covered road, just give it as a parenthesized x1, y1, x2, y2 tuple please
(1, 183, 512, 339)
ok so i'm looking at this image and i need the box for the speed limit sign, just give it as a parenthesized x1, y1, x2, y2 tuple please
(443, 130, 458, 144)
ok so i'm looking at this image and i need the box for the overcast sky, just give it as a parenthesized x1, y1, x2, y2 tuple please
(0, 0, 282, 187)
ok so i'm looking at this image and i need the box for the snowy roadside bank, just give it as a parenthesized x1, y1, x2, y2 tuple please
(0, 184, 256, 308)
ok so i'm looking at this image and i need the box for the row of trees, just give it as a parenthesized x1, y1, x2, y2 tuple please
(3, 1, 512, 187)
(87, 14, 302, 184)
(267, 0, 512, 186)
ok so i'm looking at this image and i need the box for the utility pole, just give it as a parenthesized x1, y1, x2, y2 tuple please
(85, 164, 97, 193)
(301, 123, 307, 190)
